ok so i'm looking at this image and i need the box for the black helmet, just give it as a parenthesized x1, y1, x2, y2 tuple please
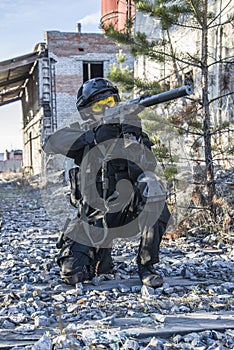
(76, 77, 120, 111)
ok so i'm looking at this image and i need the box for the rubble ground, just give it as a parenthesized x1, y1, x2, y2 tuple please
(0, 172, 233, 349)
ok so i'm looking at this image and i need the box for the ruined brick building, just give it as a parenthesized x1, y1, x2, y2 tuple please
(0, 29, 133, 175)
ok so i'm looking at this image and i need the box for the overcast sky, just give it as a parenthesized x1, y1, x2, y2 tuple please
(0, 0, 101, 153)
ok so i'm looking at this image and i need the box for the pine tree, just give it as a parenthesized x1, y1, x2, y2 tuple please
(103, 0, 234, 219)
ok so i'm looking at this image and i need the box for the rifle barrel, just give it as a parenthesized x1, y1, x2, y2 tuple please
(137, 84, 193, 108)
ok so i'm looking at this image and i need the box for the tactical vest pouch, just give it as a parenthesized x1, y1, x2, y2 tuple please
(69, 167, 82, 207)
(115, 170, 129, 182)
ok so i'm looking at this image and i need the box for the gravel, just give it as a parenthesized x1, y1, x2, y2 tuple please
(0, 170, 233, 349)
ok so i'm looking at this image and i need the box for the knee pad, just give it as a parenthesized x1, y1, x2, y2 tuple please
(57, 241, 95, 285)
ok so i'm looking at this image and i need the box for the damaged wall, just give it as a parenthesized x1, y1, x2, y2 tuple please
(44, 31, 133, 128)
(20, 31, 133, 175)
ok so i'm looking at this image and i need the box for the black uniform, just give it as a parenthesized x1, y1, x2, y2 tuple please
(44, 114, 170, 285)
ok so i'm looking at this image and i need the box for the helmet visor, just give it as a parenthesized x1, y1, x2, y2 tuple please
(90, 95, 117, 114)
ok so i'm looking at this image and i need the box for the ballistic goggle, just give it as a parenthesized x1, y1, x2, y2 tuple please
(90, 95, 117, 114)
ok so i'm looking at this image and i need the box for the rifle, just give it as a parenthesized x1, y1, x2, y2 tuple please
(82, 84, 193, 129)
(133, 84, 193, 107)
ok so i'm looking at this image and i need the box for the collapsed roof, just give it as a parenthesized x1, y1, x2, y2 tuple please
(0, 48, 47, 106)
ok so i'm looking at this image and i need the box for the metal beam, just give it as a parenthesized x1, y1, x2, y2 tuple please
(0, 74, 31, 88)
(0, 52, 44, 73)
(0, 96, 21, 106)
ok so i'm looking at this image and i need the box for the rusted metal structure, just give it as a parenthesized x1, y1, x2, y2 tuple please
(101, 0, 135, 32)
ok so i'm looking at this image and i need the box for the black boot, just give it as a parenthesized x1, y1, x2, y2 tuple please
(138, 262, 163, 288)
(93, 248, 113, 275)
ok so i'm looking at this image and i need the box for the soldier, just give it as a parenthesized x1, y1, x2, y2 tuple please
(43, 77, 170, 288)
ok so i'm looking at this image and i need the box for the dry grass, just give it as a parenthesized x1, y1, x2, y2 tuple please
(0, 171, 23, 181)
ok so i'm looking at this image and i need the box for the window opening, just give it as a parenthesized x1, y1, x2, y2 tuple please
(83, 62, 103, 82)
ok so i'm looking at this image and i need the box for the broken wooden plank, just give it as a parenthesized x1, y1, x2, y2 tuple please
(82, 276, 224, 292)
(115, 311, 234, 338)
(0, 311, 233, 348)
